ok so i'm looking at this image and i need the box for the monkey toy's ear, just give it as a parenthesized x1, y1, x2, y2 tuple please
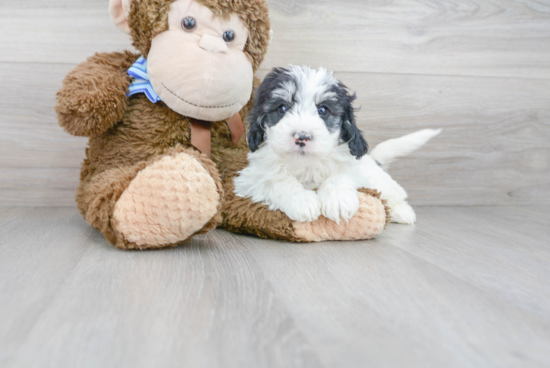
(109, 0, 133, 34)
(246, 109, 266, 153)
(341, 103, 369, 160)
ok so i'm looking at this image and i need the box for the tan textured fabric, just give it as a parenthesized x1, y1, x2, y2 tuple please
(226, 113, 244, 144)
(293, 190, 388, 242)
(189, 119, 213, 157)
(112, 151, 220, 247)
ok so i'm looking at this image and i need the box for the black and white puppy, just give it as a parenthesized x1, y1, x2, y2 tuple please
(234, 66, 440, 224)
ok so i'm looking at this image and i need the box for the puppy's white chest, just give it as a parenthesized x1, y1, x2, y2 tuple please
(303, 181, 320, 191)
(287, 166, 330, 191)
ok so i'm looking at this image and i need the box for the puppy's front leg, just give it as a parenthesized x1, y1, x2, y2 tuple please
(317, 175, 360, 223)
(234, 170, 321, 222)
(278, 186, 322, 223)
(261, 178, 322, 222)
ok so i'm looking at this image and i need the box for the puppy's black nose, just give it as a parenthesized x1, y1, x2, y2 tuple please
(294, 132, 312, 147)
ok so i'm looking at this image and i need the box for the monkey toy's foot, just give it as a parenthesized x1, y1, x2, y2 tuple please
(111, 149, 222, 249)
(222, 187, 390, 242)
(291, 189, 390, 242)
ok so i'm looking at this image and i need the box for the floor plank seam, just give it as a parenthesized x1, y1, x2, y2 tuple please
(224, 232, 330, 368)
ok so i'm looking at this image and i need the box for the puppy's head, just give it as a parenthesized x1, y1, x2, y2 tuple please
(247, 66, 368, 160)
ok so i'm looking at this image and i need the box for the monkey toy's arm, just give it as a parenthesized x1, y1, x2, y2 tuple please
(56, 51, 139, 137)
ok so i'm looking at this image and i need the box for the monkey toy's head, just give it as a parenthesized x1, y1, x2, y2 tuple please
(109, 0, 271, 122)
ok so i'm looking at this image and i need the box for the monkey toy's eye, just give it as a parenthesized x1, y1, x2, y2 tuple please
(278, 105, 288, 115)
(223, 30, 235, 43)
(182, 17, 197, 32)
(318, 106, 328, 116)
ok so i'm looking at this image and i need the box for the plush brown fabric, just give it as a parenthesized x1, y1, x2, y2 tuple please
(56, 51, 136, 137)
(128, 0, 271, 71)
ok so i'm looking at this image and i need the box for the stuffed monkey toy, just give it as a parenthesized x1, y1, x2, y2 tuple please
(55, 0, 389, 250)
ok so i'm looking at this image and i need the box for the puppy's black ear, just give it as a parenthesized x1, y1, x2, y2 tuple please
(246, 108, 266, 152)
(341, 101, 368, 159)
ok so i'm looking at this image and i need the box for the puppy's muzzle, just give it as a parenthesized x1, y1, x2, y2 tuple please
(294, 131, 312, 147)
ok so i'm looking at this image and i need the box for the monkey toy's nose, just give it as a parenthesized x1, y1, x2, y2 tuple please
(199, 34, 228, 53)
(294, 132, 312, 147)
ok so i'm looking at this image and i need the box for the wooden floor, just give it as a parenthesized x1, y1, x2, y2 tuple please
(1, 206, 549, 368)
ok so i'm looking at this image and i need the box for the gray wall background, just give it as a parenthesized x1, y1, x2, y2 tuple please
(1, 0, 549, 206)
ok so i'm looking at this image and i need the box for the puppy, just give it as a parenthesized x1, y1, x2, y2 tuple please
(234, 66, 440, 224)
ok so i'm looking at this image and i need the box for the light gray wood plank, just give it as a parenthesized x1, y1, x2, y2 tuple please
(0, 61, 85, 206)
(341, 72, 550, 206)
(2, 62, 549, 206)
(263, 0, 550, 79)
(4, 0, 100, 9)
(239, 213, 550, 367)
(0, 207, 97, 365)
(0, 7, 133, 65)
(2, 1, 550, 79)
(1, 206, 550, 367)
(3, 223, 321, 368)
(384, 206, 550, 318)
(0, 62, 87, 169)
(0, 168, 79, 206)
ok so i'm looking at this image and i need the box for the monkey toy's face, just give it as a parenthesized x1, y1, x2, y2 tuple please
(110, 0, 260, 122)
(148, 0, 252, 121)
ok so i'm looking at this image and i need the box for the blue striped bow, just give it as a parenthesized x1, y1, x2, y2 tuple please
(127, 56, 162, 103)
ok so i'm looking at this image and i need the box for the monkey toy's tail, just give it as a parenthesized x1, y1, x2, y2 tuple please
(370, 129, 442, 170)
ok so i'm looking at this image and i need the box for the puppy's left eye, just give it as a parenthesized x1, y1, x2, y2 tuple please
(318, 106, 329, 116)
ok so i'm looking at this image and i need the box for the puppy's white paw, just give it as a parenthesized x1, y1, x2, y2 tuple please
(390, 202, 416, 224)
(283, 191, 322, 222)
(318, 186, 360, 223)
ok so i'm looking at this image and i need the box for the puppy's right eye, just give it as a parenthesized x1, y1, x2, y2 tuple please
(278, 105, 288, 115)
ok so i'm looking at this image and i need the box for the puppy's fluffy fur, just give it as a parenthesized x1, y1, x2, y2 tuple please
(235, 66, 440, 224)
